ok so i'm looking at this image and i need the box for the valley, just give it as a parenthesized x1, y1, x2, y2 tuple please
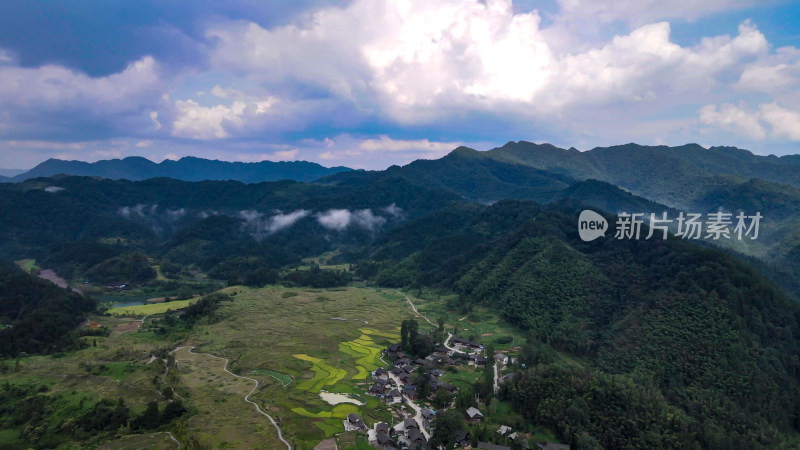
(2, 143, 800, 449)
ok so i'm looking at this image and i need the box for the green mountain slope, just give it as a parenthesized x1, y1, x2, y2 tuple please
(486, 141, 800, 209)
(0, 260, 96, 356)
(371, 200, 800, 448)
(322, 147, 575, 204)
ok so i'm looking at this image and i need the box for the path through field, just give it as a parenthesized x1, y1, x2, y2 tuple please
(404, 295, 435, 326)
(173, 346, 292, 450)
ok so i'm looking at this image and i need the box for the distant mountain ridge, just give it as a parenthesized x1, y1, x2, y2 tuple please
(5, 156, 351, 183)
(483, 141, 800, 208)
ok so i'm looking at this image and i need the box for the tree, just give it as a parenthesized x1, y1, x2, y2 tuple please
(133, 401, 160, 430)
(176, 286, 193, 300)
(430, 410, 465, 449)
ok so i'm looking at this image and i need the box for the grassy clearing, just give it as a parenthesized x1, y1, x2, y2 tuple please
(108, 298, 198, 316)
(14, 259, 39, 273)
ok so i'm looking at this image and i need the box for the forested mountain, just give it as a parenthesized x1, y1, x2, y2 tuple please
(2, 142, 800, 448)
(486, 141, 800, 208)
(419, 141, 800, 283)
(5, 156, 351, 183)
(0, 174, 467, 287)
(368, 199, 800, 448)
(322, 147, 576, 204)
(0, 260, 96, 356)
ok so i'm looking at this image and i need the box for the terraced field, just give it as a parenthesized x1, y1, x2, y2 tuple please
(173, 286, 418, 449)
(339, 333, 384, 379)
(0, 286, 424, 450)
(293, 353, 347, 391)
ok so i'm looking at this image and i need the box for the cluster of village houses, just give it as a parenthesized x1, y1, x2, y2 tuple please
(338, 337, 567, 450)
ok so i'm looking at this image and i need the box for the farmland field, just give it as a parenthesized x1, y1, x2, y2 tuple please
(0, 285, 433, 449)
(175, 286, 420, 448)
(108, 298, 199, 315)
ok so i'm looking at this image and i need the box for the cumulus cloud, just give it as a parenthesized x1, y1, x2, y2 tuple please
(206, 1, 769, 123)
(759, 103, 800, 140)
(699, 103, 766, 140)
(172, 95, 278, 139)
(3, 0, 800, 162)
(700, 101, 800, 141)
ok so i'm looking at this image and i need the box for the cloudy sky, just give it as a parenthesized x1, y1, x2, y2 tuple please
(1, 0, 799, 170)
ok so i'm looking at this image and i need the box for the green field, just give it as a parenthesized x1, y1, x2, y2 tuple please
(165, 286, 415, 449)
(0, 286, 433, 449)
(108, 298, 198, 315)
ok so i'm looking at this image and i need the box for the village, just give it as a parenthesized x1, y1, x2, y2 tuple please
(340, 333, 569, 450)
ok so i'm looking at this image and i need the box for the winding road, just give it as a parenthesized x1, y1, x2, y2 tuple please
(173, 346, 292, 450)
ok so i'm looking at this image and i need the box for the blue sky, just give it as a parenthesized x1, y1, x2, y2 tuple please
(0, 0, 799, 169)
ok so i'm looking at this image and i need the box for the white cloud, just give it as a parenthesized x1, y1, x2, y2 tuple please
(206, 1, 770, 124)
(171, 94, 278, 140)
(352, 209, 386, 231)
(136, 140, 154, 148)
(316, 208, 388, 231)
(317, 209, 352, 231)
(359, 136, 462, 153)
(759, 103, 800, 140)
(699, 103, 766, 140)
(700, 101, 800, 141)
(383, 203, 403, 217)
(268, 209, 310, 232)
(150, 111, 162, 130)
(0, 56, 161, 112)
(318, 135, 465, 162)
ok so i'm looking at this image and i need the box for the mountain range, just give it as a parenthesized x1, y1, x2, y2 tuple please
(3, 141, 800, 447)
(2, 156, 351, 183)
